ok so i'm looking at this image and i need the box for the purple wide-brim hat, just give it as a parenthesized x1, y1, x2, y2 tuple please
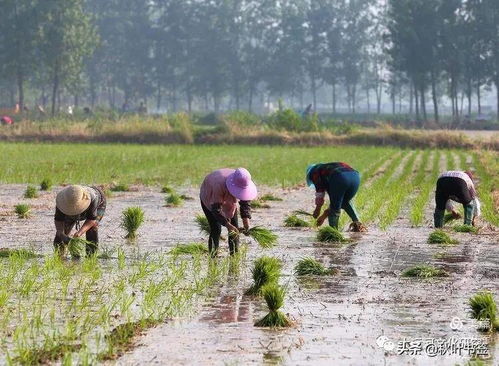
(226, 168, 258, 201)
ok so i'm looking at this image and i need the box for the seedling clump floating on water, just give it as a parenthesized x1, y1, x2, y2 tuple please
(165, 192, 184, 207)
(260, 194, 282, 202)
(284, 214, 310, 228)
(24, 185, 38, 198)
(40, 178, 53, 191)
(254, 284, 292, 328)
(317, 227, 349, 243)
(401, 264, 448, 278)
(469, 291, 499, 332)
(169, 243, 209, 256)
(246, 256, 282, 295)
(247, 227, 278, 248)
(428, 230, 458, 245)
(295, 257, 336, 276)
(454, 224, 478, 234)
(14, 204, 31, 219)
(121, 206, 145, 239)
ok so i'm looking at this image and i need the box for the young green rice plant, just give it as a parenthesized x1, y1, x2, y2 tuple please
(40, 178, 53, 191)
(284, 214, 310, 228)
(110, 183, 129, 192)
(401, 264, 448, 278)
(14, 204, 31, 219)
(161, 185, 174, 194)
(254, 284, 292, 328)
(121, 206, 145, 239)
(454, 224, 479, 234)
(469, 291, 499, 332)
(317, 226, 349, 243)
(260, 194, 283, 202)
(165, 192, 184, 207)
(294, 257, 337, 276)
(444, 212, 461, 224)
(248, 227, 278, 248)
(410, 151, 440, 226)
(0, 248, 39, 258)
(428, 230, 458, 245)
(169, 243, 208, 256)
(245, 256, 282, 296)
(293, 209, 314, 217)
(250, 200, 271, 209)
(68, 238, 97, 258)
(24, 185, 38, 198)
(195, 214, 210, 235)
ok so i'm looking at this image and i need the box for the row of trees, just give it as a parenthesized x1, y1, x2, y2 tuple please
(0, 0, 497, 121)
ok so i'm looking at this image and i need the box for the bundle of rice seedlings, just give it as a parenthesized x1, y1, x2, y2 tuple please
(260, 194, 283, 202)
(284, 214, 310, 228)
(40, 178, 52, 191)
(251, 200, 271, 209)
(254, 284, 292, 328)
(428, 230, 458, 244)
(24, 185, 38, 199)
(180, 194, 194, 201)
(245, 256, 282, 295)
(165, 192, 184, 207)
(110, 183, 129, 192)
(248, 227, 278, 248)
(454, 224, 478, 234)
(317, 227, 349, 243)
(14, 204, 31, 219)
(121, 207, 145, 239)
(161, 185, 173, 194)
(195, 214, 211, 235)
(401, 264, 448, 278)
(295, 257, 336, 276)
(68, 238, 97, 258)
(444, 212, 461, 224)
(169, 243, 208, 256)
(469, 291, 499, 332)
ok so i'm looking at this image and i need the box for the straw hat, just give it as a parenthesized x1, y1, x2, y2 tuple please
(226, 168, 258, 201)
(56, 185, 91, 216)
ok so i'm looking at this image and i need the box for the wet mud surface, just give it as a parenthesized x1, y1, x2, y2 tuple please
(0, 185, 498, 366)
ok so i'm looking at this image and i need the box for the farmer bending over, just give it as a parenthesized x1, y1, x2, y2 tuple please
(200, 168, 257, 257)
(54, 185, 106, 256)
(306, 162, 366, 232)
(434, 171, 481, 227)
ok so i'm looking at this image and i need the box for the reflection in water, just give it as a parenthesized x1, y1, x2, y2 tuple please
(201, 294, 252, 324)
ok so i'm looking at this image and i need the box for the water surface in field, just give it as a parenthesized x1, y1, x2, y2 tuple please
(1, 185, 498, 366)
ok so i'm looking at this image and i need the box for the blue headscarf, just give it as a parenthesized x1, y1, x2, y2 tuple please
(306, 164, 320, 188)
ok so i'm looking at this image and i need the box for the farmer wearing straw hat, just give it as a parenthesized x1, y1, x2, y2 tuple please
(54, 185, 106, 256)
(200, 168, 258, 257)
(306, 162, 366, 232)
(433, 171, 481, 228)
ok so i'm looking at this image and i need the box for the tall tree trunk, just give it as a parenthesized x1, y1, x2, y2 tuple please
(156, 79, 162, 111)
(17, 72, 24, 112)
(430, 70, 439, 123)
(366, 88, 370, 114)
(51, 62, 60, 116)
(477, 84, 481, 115)
(420, 85, 427, 123)
(496, 80, 499, 122)
(466, 77, 472, 118)
(311, 76, 317, 111)
(74, 94, 79, 108)
(414, 83, 420, 123)
(248, 84, 254, 113)
(409, 85, 413, 116)
(332, 83, 337, 114)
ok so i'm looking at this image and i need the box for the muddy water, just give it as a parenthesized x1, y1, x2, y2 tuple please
(0, 185, 498, 366)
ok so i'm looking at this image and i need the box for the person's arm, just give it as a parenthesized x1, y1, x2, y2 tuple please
(55, 220, 71, 243)
(313, 191, 325, 218)
(74, 219, 98, 238)
(239, 201, 252, 233)
(316, 208, 330, 227)
(211, 203, 238, 233)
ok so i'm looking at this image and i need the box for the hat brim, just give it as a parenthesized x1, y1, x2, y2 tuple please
(226, 174, 258, 201)
(56, 190, 91, 216)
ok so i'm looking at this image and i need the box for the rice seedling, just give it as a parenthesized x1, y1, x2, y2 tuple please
(245, 256, 282, 295)
(121, 206, 145, 239)
(0, 248, 39, 258)
(428, 230, 458, 245)
(161, 185, 174, 194)
(40, 178, 53, 191)
(169, 243, 208, 256)
(180, 194, 194, 201)
(24, 185, 38, 198)
(401, 265, 448, 278)
(317, 226, 349, 243)
(454, 224, 478, 234)
(68, 238, 97, 258)
(294, 257, 336, 276)
(14, 204, 30, 219)
(260, 193, 282, 202)
(165, 192, 184, 207)
(293, 209, 314, 217)
(195, 214, 210, 235)
(250, 200, 271, 209)
(110, 183, 129, 192)
(254, 284, 292, 328)
(284, 214, 310, 228)
(247, 227, 278, 248)
(469, 291, 499, 332)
